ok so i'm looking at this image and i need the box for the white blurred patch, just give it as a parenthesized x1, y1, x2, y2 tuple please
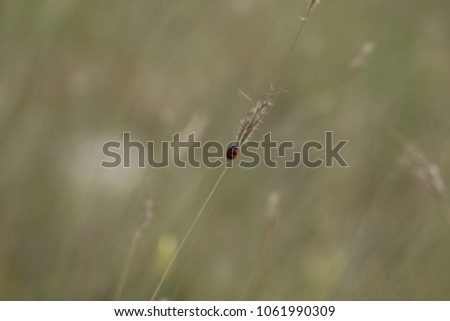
(63, 133, 146, 193)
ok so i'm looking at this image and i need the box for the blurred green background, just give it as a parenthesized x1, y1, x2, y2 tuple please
(1, 0, 450, 300)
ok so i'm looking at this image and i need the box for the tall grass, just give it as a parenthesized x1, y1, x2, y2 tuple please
(1, 0, 450, 300)
(148, 1, 318, 300)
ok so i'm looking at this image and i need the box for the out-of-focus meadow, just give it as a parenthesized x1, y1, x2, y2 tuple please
(1, 0, 450, 300)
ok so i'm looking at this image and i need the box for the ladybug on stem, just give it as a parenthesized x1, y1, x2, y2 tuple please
(226, 144, 239, 160)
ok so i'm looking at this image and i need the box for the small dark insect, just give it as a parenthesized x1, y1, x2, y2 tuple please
(226, 144, 239, 160)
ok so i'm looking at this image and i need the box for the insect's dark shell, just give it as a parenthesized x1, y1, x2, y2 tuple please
(226, 144, 239, 160)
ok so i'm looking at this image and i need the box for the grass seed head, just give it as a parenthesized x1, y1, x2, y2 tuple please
(309, 0, 320, 11)
(399, 143, 446, 199)
(236, 96, 273, 146)
(137, 200, 154, 234)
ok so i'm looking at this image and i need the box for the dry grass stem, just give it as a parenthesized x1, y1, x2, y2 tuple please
(350, 41, 375, 73)
(236, 96, 273, 146)
(233, 0, 319, 147)
(138, 200, 154, 235)
(265, 191, 281, 257)
(309, 0, 320, 11)
(114, 200, 154, 300)
(151, 2, 318, 300)
(399, 143, 446, 199)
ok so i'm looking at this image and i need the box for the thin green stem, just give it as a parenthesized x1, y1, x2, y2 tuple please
(150, 2, 316, 301)
(271, 5, 313, 93)
(114, 230, 141, 300)
(150, 167, 229, 300)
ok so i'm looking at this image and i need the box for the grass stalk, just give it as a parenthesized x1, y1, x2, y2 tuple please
(150, 1, 318, 300)
(151, 167, 228, 300)
(114, 200, 153, 300)
(114, 230, 141, 300)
